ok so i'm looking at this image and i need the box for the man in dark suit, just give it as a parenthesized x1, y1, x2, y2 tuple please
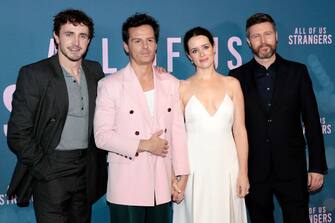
(7, 9, 107, 223)
(229, 13, 327, 223)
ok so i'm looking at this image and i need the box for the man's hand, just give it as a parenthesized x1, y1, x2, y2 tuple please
(308, 172, 324, 192)
(172, 176, 188, 204)
(172, 179, 184, 204)
(139, 130, 168, 157)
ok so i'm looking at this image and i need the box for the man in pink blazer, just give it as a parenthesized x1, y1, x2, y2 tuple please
(94, 13, 189, 223)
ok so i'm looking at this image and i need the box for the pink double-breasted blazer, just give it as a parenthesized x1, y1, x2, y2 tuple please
(94, 64, 189, 206)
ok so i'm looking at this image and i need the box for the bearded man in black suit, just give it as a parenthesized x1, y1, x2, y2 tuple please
(229, 13, 327, 223)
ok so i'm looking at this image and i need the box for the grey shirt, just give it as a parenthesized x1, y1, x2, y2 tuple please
(56, 67, 89, 150)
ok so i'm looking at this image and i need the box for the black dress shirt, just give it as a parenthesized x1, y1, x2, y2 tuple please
(253, 59, 278, 111)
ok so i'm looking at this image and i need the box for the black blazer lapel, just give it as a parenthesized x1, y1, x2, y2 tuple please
(49, 55, 69, 116)
(244, 61, 268, 114)
(82, 61, 97, 138)
(270, 56, 289, 112)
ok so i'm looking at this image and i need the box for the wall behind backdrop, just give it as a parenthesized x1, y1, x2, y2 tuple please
(0, 0, 334, 222)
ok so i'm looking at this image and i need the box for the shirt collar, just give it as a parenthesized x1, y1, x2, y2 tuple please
(252, 57, 279, 78)
(61, 66, 83, 77)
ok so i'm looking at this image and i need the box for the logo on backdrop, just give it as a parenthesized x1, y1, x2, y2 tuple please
(320, 117, 332, 135)
(309, 206, 332, 223)
(288, 26, 333, 45)
(0, 193, 33, 206)
(3, 36, 244, 136)
(0, 192, 20, 206)
(49, 36, 243, 74)
(301, 117, 331, 136)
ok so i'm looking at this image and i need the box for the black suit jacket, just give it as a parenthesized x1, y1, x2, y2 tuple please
(7, 55, 107, 206)
(229, 54, 327, 183)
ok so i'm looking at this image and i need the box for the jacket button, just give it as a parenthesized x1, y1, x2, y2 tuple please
(125, 156, 128, 159)
(135, 131, 140, 135)
(129, 110, 134, 114)
(135, 152, 139, 157)
(266, 138, 270, 143)
(164, 128, 167, 133)
(267, 119, 272, 123)
(167, 107, 171, 112)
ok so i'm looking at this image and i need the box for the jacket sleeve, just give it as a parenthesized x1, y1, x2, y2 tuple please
(7, 66, 43, 166)
(94, 78, 139, 157)
(300, 65, 328, 174)
(171, 80, 189, 176)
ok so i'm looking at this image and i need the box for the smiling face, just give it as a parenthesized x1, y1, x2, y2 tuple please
(123, 24, 157, 66)
(247, 21, 278, 60)
(53, 22, 90, 63)
(186, 35, 215, 70)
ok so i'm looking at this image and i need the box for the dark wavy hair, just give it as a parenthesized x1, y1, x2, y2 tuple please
(246, 13, 276, 37)
(53, 9, 94, 40)
(183, 26, 214, 55)
(122, 13, 160, 43)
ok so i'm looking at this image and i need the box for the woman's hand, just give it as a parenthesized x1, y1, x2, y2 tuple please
(236, 173, 250, 198)
(172, 175, 188, 204)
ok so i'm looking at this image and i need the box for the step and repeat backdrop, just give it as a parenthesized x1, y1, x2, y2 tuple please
(0, 0, 334, 222)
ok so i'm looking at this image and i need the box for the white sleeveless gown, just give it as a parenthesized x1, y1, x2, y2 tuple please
(173, 94, 247, 223)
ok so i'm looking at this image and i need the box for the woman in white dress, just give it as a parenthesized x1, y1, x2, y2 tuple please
(172, 27, 249, 223)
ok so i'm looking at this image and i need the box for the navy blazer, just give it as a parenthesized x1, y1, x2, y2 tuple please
(229, 54, 327, 183)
